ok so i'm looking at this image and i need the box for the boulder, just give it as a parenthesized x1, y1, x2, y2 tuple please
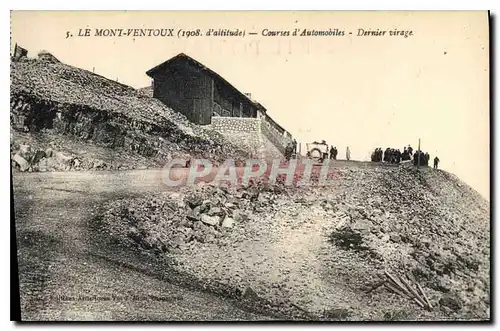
(18, 144, 32, 160)
(390, 233, 402, 243)
(205, 233, 215, 243)
(38, 158, 49, 172)
(13, 153, 30, 171)
(224, 202, 236, 209)
(222, 216, 235, 228)
(200, 201, 211, 213)
(185, 195, 203, 209)
(208, 206, 223, 216)
(91, 159, 106, 170)
(171, 234, 186, 248)
(73, 158, 81, 168)
(200, 214, 219, 226)
(186, 209, 200, 221)
(233, 210, 249, 222)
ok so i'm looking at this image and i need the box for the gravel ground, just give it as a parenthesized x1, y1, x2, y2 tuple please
(13, 170, 275, 321)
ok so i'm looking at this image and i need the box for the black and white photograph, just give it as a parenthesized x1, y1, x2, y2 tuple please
(9, 10, 491, 322)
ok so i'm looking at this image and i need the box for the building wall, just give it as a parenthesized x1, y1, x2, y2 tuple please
(152, 61, 259, 125)
(213, 83, 256, 118)
(261, 118, 290, 155)
(211, 117, 263, 157)
(150, 59, 292, 154)
(152, 62, 212, 125)
(211, 116, 291, 157)
(211, 116, 261, 133)
(264, 114, 285, 136)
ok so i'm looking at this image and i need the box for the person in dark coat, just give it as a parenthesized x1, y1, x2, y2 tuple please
(434, 156, 440, 169)
(408, 145, 413, 157)
(402, 147, 410, 161)
(396, 149, 401, 164)
(330, 146, 335, 159)
(413, 150, 420, 166)
(390, 149, 397, 164)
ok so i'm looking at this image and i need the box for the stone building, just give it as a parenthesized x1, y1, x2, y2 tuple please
(146, 53, 261, 125)
(146, 53, 294, 155)
(11, 43, 28, 60)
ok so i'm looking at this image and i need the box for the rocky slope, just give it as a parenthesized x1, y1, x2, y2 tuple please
(98, 165, 490, 321)
(10, 56, 250, 172)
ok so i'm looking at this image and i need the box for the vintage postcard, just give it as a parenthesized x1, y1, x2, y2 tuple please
(10, 10, 490, 322)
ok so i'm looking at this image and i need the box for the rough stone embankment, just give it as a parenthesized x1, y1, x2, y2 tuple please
(99, 166, 490, 321)
(10, 57, 250, 172)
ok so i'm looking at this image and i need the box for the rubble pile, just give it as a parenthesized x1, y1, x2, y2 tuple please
(10, 131, 169, 172)
(328, 167, 490, 319)
(101, 183, 281, 255)
(10, 58, 249, 171)
(98, 165, 489, 320)
(10, 141, 136, 172)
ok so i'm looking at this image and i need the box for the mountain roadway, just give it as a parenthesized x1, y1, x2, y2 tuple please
(13, 170, 273, 321)
(12, 160, 401, 321)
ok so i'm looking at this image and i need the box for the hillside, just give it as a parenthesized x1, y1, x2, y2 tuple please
(10, 56, 250, 172)
(98, 165, 490, 321)
(10, 52, 490, 322)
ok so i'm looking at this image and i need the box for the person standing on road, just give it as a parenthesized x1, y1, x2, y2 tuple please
(433, 156, 440, 169)
(408, 145, 413, 158)
(346, 146, 351, 161)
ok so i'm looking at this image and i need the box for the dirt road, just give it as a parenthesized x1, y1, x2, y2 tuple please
(12, 170, 273, 321)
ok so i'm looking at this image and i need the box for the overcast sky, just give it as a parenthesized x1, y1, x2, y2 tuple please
(11, 11, 490, 199)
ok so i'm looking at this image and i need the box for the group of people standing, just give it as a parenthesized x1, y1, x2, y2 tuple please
(414, 150, 440, 169)
(286, 139, 441, 169)
(371, 144, 440, 169)
(329, 146, 351, 161)
(329, 146, 338, 160)
(371, 147, 409, 164)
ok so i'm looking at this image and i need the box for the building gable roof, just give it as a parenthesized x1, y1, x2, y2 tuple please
(146, 53, 258, 107)
(146, 53, 288, 135)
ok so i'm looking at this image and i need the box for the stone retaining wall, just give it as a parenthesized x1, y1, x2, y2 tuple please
(260, 119, 292, 155)
(211, 117, 262, 133)
(211, 117, 263, 157)
(211, 116, 291, 157)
